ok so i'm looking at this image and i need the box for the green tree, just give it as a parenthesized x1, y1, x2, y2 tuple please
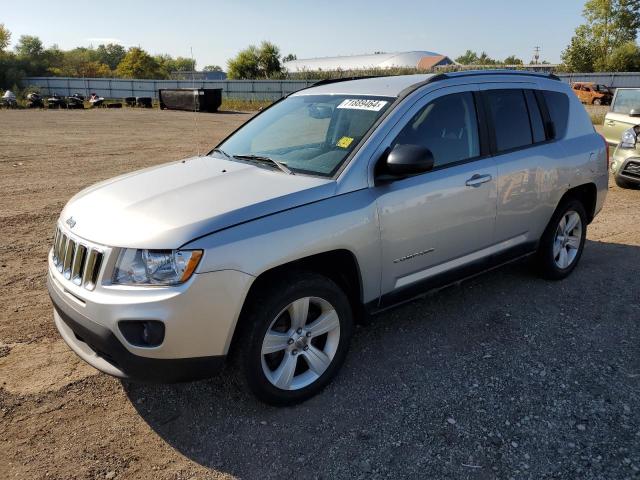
(203, 64, 223, 72)
(607, 41, 640, 70)
(0, 24, 10, 51)
(562, 25, 598, 71)
(15, 35, 44, 58)
(503, 55, 523, 65)
(455, 50, 479, 65)
(227, 41, 283, 79)
(116, 47, 162, 78)
(95, 43, 126, 70)
(282, 53, 297, 62)
(562, 0, 640, 71)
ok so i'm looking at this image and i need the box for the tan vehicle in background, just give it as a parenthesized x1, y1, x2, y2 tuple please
(603, 88, 640, 145)
(604, 88, 640, 189)
(571, 82, 613, 106)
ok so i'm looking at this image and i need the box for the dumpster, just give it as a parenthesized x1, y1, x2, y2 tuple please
(158, 88, 222, 113)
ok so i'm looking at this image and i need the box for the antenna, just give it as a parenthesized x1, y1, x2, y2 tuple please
(191, 46, 200, 156)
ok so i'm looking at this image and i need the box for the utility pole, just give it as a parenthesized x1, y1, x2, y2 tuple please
(532, 46, 541, 65)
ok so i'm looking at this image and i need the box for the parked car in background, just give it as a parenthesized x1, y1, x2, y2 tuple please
(571, 82, 613, 105)
(603, 88, 640, 146)
(48, 71, 608, 405)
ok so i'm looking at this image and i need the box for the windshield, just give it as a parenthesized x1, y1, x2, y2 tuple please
(216, 94, 393, 176)
(612, 89, 640, 114)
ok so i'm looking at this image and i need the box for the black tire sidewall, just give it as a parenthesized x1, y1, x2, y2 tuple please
(241, 273, 353, 406)
(538, 199, 587, 280)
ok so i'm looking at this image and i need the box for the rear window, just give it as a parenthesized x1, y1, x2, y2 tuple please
(542, 91, 569, 139)
(485, 89, 532, 152)
(612, 89, 640, 114)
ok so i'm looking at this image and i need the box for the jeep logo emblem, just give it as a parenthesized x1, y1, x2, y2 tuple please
(66, 216, 76, 228)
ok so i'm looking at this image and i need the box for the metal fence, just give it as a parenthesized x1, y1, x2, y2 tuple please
(22, 77, 318, 101)
(22, 72, 640, 102)
(556, 72, 640, 88)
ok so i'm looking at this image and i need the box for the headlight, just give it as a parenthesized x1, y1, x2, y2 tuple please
(112, 249, 203, 286)
(620, 127, 639, 149)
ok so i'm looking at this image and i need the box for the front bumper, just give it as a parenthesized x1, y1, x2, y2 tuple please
(48, 249, 254, 382)
(50, 279, 225, 382)
(611, 151, 640, 185)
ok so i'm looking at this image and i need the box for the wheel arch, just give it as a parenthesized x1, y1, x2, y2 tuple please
(228, 249, 365, 356)
(561, 182, 598, 223)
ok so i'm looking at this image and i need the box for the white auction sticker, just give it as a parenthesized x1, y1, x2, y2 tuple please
(337, 99, 388, 111)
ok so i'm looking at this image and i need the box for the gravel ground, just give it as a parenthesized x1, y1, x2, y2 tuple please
(0, 110, 639, 479)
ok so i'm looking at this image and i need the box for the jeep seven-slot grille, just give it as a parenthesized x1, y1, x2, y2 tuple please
(52, 227, 103, 290)
(623, 161, 640, 179)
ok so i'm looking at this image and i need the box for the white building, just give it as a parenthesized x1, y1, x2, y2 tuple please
(283, 51, 454, 72)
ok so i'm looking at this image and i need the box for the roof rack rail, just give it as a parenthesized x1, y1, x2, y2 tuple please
(437, 69, 560, 81)
(311, 75, 385, 87)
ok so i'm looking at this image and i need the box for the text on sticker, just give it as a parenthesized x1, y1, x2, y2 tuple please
(337, 99, 388, 111)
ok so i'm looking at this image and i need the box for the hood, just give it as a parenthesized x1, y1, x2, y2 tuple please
(60, 156, 335, 249)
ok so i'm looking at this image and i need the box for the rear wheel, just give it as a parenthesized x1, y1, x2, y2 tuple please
(237, 271, 353, 405)
(536, 199, 587, 280)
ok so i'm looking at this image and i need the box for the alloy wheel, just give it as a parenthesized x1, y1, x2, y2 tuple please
(261, 296, 341, 391)
(553, 210, 582, 269)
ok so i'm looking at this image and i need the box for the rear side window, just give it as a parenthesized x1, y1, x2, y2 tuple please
(542, 91, 569, 139)
(485, 89, 532, 152)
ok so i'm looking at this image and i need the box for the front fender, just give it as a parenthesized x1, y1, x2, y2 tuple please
(184, 189, 382, 305)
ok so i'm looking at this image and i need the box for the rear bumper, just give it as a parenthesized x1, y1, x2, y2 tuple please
(49, 276, 225, 382)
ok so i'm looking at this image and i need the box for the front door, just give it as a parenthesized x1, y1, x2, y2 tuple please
(374, 86, 498, 303)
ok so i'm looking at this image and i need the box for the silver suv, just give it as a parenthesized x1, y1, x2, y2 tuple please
(48, 71, 608, 405)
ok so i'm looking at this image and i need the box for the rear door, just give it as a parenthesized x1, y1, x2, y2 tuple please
(480, 85, 563, 251)
(374, 85, 498, 302)
(604, 88, 640, 145)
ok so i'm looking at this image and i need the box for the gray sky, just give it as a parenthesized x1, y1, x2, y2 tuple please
(2, 0, 588, 67)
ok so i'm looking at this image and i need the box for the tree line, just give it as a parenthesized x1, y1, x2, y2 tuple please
(1, 0, 639, 89)
(0, 25, 223, 89)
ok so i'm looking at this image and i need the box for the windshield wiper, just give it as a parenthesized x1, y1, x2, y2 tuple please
(210, 148, 232, 160)
(233, 154, 293, 175)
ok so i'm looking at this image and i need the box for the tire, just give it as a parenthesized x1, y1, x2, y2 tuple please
(615, 176, 638, 189)
(536, 198, 587, 280)
(235, 271, 353, 406)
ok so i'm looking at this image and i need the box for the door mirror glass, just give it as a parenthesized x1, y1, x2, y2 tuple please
(385, 144, 434, 176)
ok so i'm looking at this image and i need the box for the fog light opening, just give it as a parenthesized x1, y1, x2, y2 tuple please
(119, 320, 165, 347)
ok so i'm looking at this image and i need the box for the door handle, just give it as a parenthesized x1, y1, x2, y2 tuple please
(465, 174, 493, 187)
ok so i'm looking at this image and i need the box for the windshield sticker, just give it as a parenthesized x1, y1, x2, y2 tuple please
(336, 136, 354, 148)
(337, 99, 388, 111)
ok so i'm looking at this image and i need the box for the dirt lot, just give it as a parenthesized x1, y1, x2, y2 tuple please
(1, 109, 639, 479)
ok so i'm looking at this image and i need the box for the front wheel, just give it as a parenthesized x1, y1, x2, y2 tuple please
(536, 199, 587, 280)
(238, 272, 353, 405)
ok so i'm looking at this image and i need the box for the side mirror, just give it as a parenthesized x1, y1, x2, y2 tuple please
(629, 109, 640, 117)
(383, 144, 435, 178)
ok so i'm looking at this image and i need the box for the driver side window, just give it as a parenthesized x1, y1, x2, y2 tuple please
(393, 92, 480, 168)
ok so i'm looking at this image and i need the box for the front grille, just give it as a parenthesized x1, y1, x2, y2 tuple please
(622, 161, 640, 179)
(52, 227, 104, 290)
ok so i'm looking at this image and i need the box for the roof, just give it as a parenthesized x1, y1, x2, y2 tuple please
(283, 51, 450, 72)
(292, 74, 436, 97)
